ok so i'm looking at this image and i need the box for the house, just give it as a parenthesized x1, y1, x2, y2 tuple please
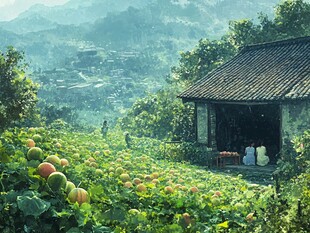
(178, 36, 310, 163)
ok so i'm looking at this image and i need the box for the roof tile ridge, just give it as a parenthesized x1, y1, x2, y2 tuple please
(240, 36, 310, 52)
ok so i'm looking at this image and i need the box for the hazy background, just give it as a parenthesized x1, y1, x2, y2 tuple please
(0, 0, 286, 126)
(0, 0, 69, 21)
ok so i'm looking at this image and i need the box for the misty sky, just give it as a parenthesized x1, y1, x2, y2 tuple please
(0, 0, 69, 21)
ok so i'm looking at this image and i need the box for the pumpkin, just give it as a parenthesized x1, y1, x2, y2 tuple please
(60, 158, 69, 166)
(115, 167, 124, 175)
(144, 175, 152, 181)
(124, 181, 133, 188)
(65, 181, 76, 194)
(120, 173, 130, 182)
(28, 127, 36, 133)
(95, 169, 103, 175)
(38, 162, 56, 178)
(89, 162, 98, 168)
(214, 191, 221, 196)
(47, 172, 67, 192)
(189, 186, 199, 193)
(182, 213, 191, 225)
(45, 155, 61, 165)
(133, 178, 142, 185)
(32, 134, 42, 142)
(151, 172, 159, 179)
(27, 147, 43, 161)
(68, 188, 89, 205)
(26, 139, 35, 148)
(136, 184, 147, 192)
(152, 179, 159, 184)
(164, 186, 174, 194)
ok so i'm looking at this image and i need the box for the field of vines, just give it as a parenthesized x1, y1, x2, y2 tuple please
(0, 125, 309, 233)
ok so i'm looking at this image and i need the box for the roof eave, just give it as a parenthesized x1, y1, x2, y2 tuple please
(179, 96, 310, 105)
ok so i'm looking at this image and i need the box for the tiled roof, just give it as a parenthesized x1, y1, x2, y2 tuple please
(178, 36, 310, 103)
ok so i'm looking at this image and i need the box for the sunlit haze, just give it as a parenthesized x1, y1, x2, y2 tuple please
(0, 0, 69, 21)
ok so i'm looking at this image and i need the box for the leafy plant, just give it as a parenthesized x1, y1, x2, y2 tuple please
(40, 104, 77, 125)
(120, 86, 195, 141)
(0, 126, 276, 232)
(0, 47, 39, 131)
(254, 130, 310, 232)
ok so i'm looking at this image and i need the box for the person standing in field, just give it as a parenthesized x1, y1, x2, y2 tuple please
(101, 120, 108, 138)
(124, 132, 132, 148)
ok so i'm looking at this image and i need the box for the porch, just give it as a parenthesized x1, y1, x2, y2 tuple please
(211, 164, 277, 185)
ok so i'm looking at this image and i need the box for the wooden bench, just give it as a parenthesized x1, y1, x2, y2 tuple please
(216, 154, 240, 168)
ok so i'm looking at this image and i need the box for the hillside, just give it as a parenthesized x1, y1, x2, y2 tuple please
(1, 0, 152, 30)
(0, 0, 281, 125)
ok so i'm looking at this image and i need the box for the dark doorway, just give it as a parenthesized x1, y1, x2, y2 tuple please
(215, 104, 280, 164)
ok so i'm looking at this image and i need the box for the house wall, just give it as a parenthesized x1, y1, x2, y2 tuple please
(209, 104, 217, 150)
(281, 100, 310, 146)
(196, 103, 208, 144)
(195, 103, 217, 149)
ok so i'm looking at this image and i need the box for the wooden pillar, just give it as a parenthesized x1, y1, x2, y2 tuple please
(209, 104, 217, 150)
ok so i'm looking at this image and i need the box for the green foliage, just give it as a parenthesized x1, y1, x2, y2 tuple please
(40, 103, 77, 125)
(274, 130, 310, 182)
(170, 38, 236, 85)
(0, 126, 309, 232)
(17, 191, 51, 217)
(0, 47, 39, 131)
(121, 0, 310, 144)
(161, 142, 219, 166)
(229, 0, 310, 47)
(274, 0, 310, 37)
(254, 130, 310, 232)
(171, 0, 310, 86)
(0, 126, 279, 232)
(120, 87, 195, 141)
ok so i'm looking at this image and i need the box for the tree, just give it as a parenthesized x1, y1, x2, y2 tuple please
(173, 0, 310, 85)
(169, 38, 235, 85)
(0, 47, 39, 131)
(121, 0, 310, 141)
(119, 86, 195, 141)
(229, 0, 310, 47)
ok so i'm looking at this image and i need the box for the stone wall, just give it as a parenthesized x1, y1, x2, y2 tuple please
(209, 104, 217, 150)
(281, 100, 310, 147)
(195, 102, 217, 149)
(196, 103, 208, 144)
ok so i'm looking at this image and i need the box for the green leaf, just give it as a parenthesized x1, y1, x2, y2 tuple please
(93, 225, 113, 233)
(217, 221, 229, 228)
(17, 195, 50, 217)
(164, 224, 183, 232)
(67, 227, 82, 233)
(102, 208, 126, 222)
(80, 203, 92, 212)
(89, 184, 105, 198)
(0, 153, 11, 163)
(176, 199, 184, 208)
(245, 191, 255, 198)
(29, 182, 40, 190)
(56, 209, 72, 218)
